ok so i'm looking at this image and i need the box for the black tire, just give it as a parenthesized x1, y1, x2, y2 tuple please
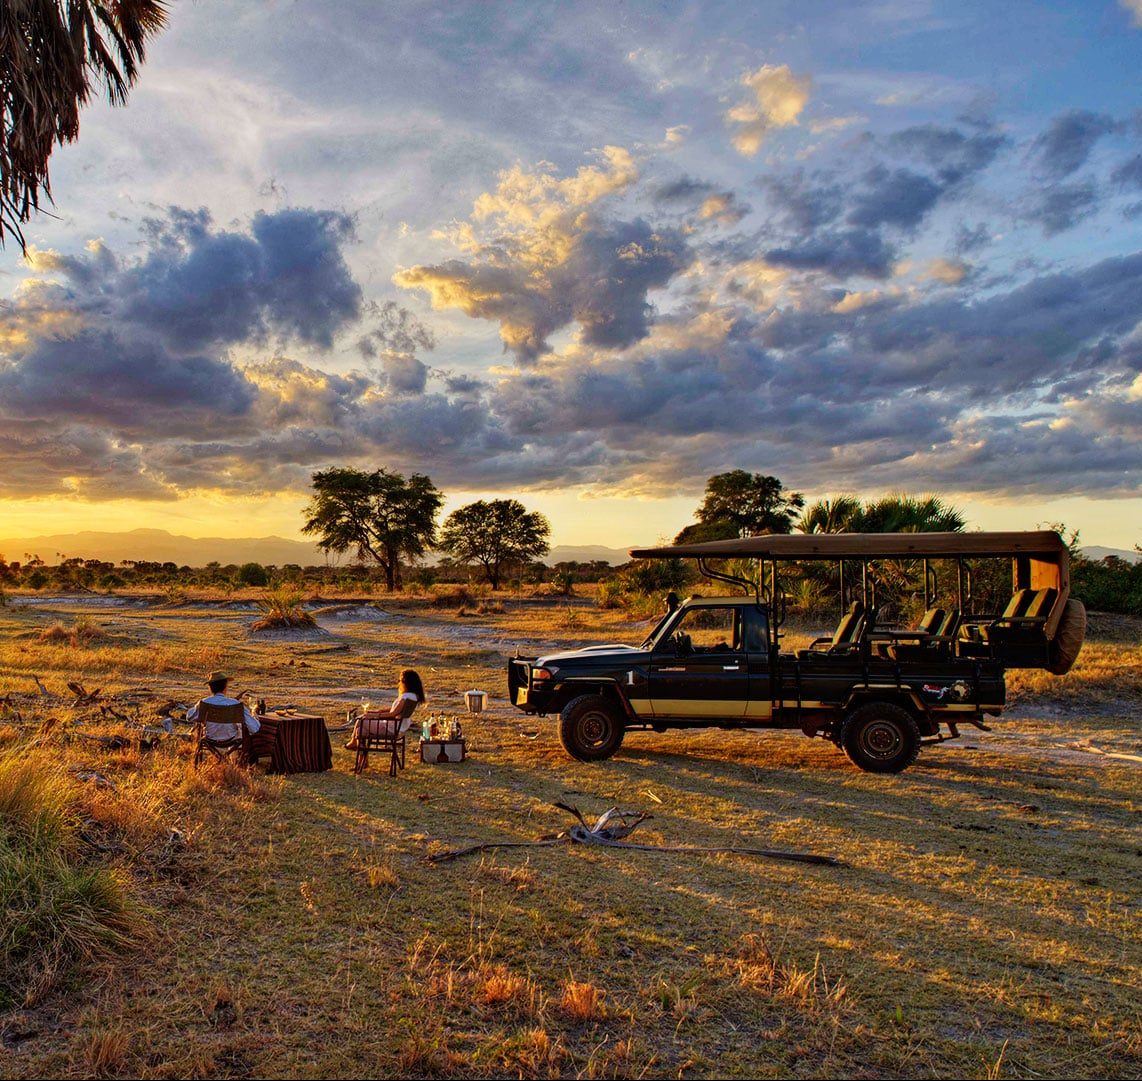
(559, 694, 625, 762)
(1048, 598, 1086, 675)
(840, 702, 921, 774)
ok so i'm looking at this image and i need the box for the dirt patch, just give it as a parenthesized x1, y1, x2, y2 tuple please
(312, 603, 392, 622)
(246, 625, 332, 642)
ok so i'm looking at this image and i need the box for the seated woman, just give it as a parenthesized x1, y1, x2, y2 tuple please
(346, 668, 426, 750)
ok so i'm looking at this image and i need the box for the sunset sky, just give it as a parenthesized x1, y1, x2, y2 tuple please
(2, 0, 1141, 552)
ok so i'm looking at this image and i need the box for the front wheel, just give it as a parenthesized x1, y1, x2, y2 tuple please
(840, 703, 921, 774)
(559, 694, 625, 762)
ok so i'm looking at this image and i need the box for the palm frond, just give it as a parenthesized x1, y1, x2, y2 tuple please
(0, 0, 167, 250)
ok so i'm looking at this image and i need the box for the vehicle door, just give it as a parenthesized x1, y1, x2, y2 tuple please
(649, 605, 749, 718)
(741, 604, 772, 721)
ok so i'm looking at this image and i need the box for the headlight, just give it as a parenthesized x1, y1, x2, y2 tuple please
(531, 667, 556, 683)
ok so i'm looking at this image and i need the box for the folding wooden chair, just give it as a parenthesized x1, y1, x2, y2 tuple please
(353, 698, 418, 777)
(193, 701, 253, 767)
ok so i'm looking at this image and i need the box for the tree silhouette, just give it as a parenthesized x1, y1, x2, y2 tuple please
(302, 467, 442, 591)
(438, 499, 551, 590)
(676, 470, 804, 543)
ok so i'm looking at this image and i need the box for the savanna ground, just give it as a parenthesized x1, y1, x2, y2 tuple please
(0, 587, 1138, 1079)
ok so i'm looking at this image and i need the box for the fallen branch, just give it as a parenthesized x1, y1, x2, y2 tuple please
(427, 802, 845, 868)
(67, 681, 104, 706)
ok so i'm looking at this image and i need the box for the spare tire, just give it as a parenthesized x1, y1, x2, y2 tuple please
(1048, 599, 1086, 675)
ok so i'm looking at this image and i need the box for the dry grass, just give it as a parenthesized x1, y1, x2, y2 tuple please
(0, 592, 1139, 1078)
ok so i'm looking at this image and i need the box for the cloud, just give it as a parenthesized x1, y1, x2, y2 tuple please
(396, 149, 692, 361)
(847, 165, 942, 230)
(887, 123, 1008, 184)
(1119, 0, 1142, 27)
(25, 207, 363, 354)
(727, 64, 811, 156)
(0, 331, 256, 434)
(653, 177, 747, 225)
(766, 227, 898, 279)
(1112, 154, 1142, 190)
(1033, 110, 1119, 180)
(757, 122, 1006, 280)
(1029, 180, 1100, 236)
(809, 115, 865, 135)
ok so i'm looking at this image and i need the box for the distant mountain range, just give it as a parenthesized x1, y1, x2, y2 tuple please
(0, 528, 639, 568)
(1082, 545, 1140, 564)
(1, 528, 1134, 568)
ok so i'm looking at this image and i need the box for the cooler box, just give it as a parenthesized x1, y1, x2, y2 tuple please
(420, 738, 466, 763)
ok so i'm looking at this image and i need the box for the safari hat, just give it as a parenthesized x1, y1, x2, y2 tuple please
(206, 671, 229, 684)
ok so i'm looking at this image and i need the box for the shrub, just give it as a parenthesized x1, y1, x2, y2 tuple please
(1073, 555, 1142, 616)
(38, 617, 108, 647)
(236, 562, 269, 587)
(596, 580, 625, 609)
(252, 589, 317, 631)
(617, 557, 692, 595)
(550, 571, 576, 596)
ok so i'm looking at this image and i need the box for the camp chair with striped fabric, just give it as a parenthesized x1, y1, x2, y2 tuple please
(193, 701, 253, 767)
(353, 696, 419, 777)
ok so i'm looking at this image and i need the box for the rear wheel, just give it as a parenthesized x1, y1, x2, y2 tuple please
(559, 694, 625, 761)
(840, 702, 921, 774)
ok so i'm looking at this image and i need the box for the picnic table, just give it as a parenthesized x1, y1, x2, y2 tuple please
(252, 710, 332, 774)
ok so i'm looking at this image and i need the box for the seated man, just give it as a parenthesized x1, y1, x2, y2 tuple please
(187, 670, 261, 752)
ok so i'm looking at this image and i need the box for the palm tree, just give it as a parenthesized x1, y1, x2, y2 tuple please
(798, 493, 964, 534)
(798, 495, 862, 534)
(1, 0, 167, 250)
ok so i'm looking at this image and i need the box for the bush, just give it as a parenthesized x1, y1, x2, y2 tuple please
(236, 562, 269, 587)
(596, 580, 625, 609)
(1073, 555, 1142, 616)
(617, 558, 692, 595)
(252, 589, 317, 630)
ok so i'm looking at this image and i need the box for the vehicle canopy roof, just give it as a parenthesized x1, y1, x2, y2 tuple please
(631, 530, 1072, 637)
(630, 530, 1068, 562)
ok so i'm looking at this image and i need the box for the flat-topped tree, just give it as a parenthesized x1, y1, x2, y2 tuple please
(439, 499, 550, 590)
(302, 467, 442, 591)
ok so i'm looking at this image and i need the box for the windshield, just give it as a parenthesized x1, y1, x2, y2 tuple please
(640, 608, 680, 650)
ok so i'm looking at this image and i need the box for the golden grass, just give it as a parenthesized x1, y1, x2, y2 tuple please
(0, 593, 1139, 1078)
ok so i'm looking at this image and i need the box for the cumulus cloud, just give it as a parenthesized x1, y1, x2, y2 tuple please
(4, 113, 1142, 511)
(726, 64, 810, 156)
(757, 121, 1006, 280)
(1119, 0, 1142, 28)
(396, 148, 692, 362)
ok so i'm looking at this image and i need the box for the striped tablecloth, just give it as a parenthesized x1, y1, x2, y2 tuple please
(252, 712, 332, 774)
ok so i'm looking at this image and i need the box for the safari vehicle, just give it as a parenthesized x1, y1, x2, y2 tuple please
(508, 531, 1086, 773)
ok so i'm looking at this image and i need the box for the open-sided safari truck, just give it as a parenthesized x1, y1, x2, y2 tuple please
(508, 531, 1086, 773)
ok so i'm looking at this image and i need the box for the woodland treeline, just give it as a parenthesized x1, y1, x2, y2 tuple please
(1, 469, 1138, 616)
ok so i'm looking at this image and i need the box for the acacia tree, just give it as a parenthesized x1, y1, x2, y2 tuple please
(438, 499, 550, 590)
(675, 470, 804, 543)
(1, 0, 168, 250)
(302, 467, 443, 591)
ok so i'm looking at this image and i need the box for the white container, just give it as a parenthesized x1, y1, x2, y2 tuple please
(464, 690, 487, 714)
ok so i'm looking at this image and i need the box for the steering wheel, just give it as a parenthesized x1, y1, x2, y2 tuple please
(673, 632, 692, 656)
